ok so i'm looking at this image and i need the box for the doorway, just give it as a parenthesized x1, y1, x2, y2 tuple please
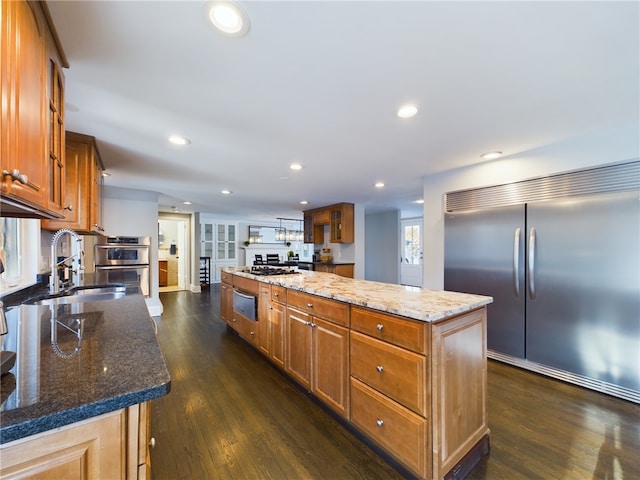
(158, 216, 189, 292)
(400, 218, 423, 287)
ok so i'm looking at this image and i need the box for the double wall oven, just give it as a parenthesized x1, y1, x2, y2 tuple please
(95, 236, 151, 297)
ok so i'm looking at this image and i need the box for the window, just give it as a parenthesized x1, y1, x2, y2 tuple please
(0, 218, 38, 295)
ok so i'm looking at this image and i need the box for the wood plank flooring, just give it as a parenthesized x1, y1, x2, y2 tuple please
(150, 288, 639, 480)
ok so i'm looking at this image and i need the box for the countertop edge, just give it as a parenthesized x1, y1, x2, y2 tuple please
(0, 381, 171, 445)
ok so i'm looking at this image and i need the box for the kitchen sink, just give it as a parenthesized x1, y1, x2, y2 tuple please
(24, 284, 126, 306)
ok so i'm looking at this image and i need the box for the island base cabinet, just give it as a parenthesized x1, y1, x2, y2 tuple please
(351, 378, 429, 479)
(0, 403, 152, 480)
(285, 307, 350, 418)
(0, 409, 125, 479)
(431, 309, 489, 480)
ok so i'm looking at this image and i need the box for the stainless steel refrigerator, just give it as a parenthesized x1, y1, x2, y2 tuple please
(444, 163, 640, 402)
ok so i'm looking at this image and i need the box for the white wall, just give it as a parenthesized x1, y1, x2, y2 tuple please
(103, 186, 162, 315)
(423, 122, 640, 289)
(364, 210, 400, 284)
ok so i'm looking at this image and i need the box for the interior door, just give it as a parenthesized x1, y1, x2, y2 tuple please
(400, 219, 423, 287)
(444, 205, 526, 358)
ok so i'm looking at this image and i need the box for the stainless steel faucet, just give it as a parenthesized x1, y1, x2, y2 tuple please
(50, 228, 84, 294)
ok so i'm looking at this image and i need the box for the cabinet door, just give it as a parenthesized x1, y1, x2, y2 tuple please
(330, 208, 342, 242)
(303, 212, 313, 243)
(285, 307, 312, 389)
(1, 0, 47, 210)
(313, 317, 349, 418)
(41, 138, 81, 230)
(46, 60, 65, 216)
(201, 223, 214, 259)
(220, 281, 233, 323)
(258, 285, 271, 357)
(270, 302, 286, 369)
(330, 204, 354, 243)
(89, 150, 104, 233)
(42, 132, 103, 233)
(0, 409, 126, 480)
(216, 223, 236, 260)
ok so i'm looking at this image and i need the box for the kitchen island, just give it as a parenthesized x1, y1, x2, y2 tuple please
(221, 267, 493, 480)
(0, 291, 171, 478)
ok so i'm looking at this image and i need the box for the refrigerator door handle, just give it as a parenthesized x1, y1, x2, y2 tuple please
(513, 227, 521, 298)
(528, 227, 536, 300)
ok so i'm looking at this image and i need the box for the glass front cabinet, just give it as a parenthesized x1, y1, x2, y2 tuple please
(201, 221, 237, 283)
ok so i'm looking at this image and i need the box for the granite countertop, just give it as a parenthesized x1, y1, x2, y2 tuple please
(0, 293, 171, 444)
(225, 267, 492, 322)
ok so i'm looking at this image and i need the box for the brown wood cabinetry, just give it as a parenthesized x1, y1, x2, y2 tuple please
(220, 272, 489, 479)
(0, 402, 152, 480)
(351, 377, 429, 476)
(313, 263, 354, 278)
(285, 289, 350, 417)
(1, 0, 66, 219)
(220, 278, 233, 324)
(229, 276, 259, 346)
(330, 203, 354, 243)
(285, 303, 350, 418)
(42, 131, 105, 233)
(159, 260, 168, 286)
(350, 305, 488, 480)
(303, 212, 314, 243)
(258, 284, 286, 368)
(303, 202, 354, 244)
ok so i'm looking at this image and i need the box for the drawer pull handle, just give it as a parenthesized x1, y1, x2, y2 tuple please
(307, 303, 313, 308)
(376, 365, 384, 373)
(376, 419, 384, 427)
(274, 292, 279, 297)
(376, 323, 384, 331)
(250, 331, 255, 336)
(149, 437, 156, 449)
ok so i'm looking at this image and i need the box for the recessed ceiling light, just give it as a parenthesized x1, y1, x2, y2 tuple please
(182, 201, 192, 205)
(415, 199, 424, 204)
(102, 171, 111, 177)
(290, 162, 302, 171)
(397, 104, 418, 118)
(300, 200, 309, 205)
(374, 182, 385, 188)
(221, 189, 232, 195)
(168, 135, 191, 146)
(481, 151, 503, 160)
(208, 1, 250, 37)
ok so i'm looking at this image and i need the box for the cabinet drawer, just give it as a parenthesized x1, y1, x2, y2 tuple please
(351, 331, 427, 416)
(287, 290, 349, 326)
(351, 306, 427, 354)
(271, 285, 287, 303)
(233, 275, 258, 294)
(230, 312, 258, 346)
(351, 378, 428, 478)
(221, 271, 233, 284)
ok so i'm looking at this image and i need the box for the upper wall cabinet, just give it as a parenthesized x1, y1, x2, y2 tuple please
(303, 203, 354, 244)
(1, 0, 67, 219)
(42, 132, 105, 234)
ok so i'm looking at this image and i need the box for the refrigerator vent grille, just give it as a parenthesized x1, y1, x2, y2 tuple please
(445, 160, 640, 212)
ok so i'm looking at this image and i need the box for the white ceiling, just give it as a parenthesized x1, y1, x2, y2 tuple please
(47, 1, 639, 221)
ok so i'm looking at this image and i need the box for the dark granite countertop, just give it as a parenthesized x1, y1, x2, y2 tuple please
(0, 292, 171, 444)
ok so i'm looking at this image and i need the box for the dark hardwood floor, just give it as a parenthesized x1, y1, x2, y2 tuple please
(150, 288, 639, 480)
